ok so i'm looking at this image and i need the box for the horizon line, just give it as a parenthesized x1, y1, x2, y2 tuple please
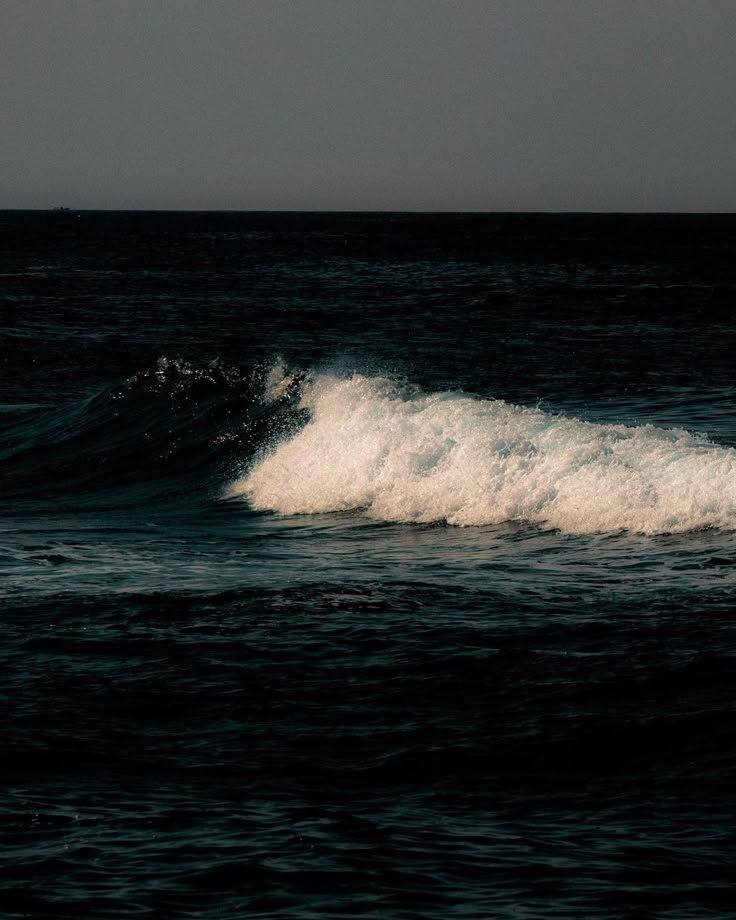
(3, 207, 736, 216)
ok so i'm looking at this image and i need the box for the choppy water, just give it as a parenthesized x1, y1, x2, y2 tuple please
(2, 211, 736, 918)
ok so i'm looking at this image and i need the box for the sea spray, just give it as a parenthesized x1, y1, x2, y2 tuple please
(228, 371, 736, 534)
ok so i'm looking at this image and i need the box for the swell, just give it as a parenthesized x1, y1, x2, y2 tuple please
(0, 358, 303, 509)
(229, 368, 736, 535)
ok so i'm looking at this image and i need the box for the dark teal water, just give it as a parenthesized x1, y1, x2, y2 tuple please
(2, 212, 736, 918)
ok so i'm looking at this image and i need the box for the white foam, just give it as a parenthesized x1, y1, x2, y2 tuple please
(227, 372, 736, 534)
(263, 360, 299, 403)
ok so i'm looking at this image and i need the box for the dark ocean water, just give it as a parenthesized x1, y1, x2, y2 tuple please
(2, 211, 736, 918)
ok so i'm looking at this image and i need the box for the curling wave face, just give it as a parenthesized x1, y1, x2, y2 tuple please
(228, 369, 736, 534)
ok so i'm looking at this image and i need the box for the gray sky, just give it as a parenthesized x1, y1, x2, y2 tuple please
(3, 0, 735, 211)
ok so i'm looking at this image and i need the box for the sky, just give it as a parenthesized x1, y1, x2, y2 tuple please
(2, 0, 735, 211)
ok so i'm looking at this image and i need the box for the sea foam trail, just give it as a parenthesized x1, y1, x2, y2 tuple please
(228, 372, 736, 534)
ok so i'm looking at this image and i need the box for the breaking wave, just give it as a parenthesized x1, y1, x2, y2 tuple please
(229, 367, 736, 535)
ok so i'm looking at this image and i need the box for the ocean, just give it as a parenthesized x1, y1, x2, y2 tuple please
(2, 210, 736, 918)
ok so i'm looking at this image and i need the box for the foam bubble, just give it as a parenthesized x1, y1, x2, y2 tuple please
(227, 372, 736, 534)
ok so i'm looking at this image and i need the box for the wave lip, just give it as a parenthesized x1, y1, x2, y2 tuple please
(228, 372, 736, 535)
